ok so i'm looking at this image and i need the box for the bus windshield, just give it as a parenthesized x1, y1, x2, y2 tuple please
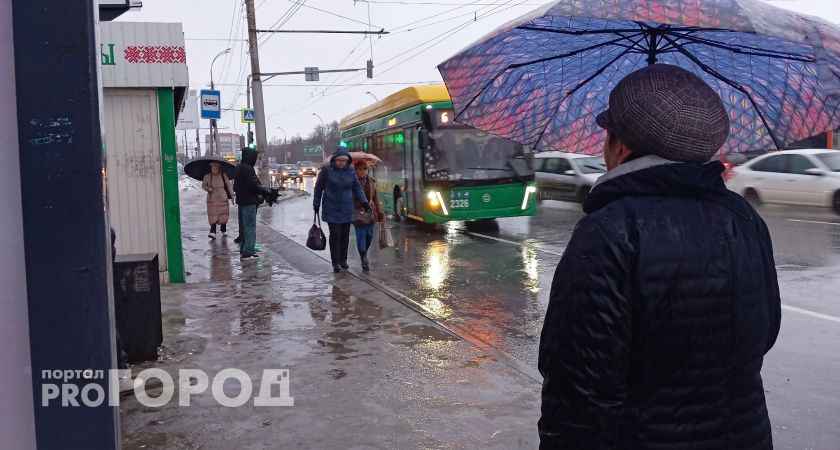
(425, 128, 533, 182)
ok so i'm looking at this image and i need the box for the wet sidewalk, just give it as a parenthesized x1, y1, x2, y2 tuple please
(119, 179, 539, 449)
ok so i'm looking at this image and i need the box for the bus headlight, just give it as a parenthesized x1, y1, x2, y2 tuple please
(522, 185, 537, 210)
(427, 191, 438, 207)
(427, 191, 449, 215)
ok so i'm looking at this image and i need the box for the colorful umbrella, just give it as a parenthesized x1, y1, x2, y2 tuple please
(438, 0, 840, 155)
(349, 151, 383, 167)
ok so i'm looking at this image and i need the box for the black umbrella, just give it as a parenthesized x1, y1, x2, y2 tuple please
(183, 156, 236, 181)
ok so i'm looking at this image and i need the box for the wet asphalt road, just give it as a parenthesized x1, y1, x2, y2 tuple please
(266, 177, 840, 448)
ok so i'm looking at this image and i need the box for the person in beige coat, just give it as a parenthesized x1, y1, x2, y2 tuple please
(202, 162, 234, 239)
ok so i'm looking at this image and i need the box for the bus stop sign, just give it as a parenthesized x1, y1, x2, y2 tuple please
(200, 89, 221, 119)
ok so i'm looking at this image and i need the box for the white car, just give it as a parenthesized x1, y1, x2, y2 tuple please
(725, 149, 840, 214)
(534, 151, 607, 204)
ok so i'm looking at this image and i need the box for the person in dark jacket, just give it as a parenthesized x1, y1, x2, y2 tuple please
(538, 64, 781, 449)
(313, 148, 370, 272)
(233, 146, 272, 260)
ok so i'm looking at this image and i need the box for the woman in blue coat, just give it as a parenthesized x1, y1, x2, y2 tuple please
(313, 148, 370, 272)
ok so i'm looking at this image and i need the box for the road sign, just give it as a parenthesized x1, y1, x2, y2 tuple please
(200, 89, 221, 119)
(304, 145, 323, 155)
(241, 108, 255, 123)
(176, 89, 200, 130)
(304, 67, 320, 82)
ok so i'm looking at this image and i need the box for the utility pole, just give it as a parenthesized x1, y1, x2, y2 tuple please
(245, 0, 269, 183)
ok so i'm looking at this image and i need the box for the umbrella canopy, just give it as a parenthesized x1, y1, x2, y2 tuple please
(438, 0, 840, 155)
(183, 156, 236, 181)
(349, 151, 383, 167)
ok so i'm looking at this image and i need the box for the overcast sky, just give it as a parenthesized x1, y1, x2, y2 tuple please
(120, 0, 840, 141)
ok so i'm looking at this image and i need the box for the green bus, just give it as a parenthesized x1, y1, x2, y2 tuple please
(339, 84, 537, 224)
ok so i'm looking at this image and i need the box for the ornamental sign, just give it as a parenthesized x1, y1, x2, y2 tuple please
(98, 21, 189, 88)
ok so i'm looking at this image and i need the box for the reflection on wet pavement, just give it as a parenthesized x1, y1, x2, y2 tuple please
(122, 179, 541, 449)
(263, 192, 840, 369)
(143, 178, 840, 449)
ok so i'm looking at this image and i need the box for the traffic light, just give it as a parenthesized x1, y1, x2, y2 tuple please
(248, 130, 254, 145)
(248, 142, 256, 150)
(366, 59, 374, 79)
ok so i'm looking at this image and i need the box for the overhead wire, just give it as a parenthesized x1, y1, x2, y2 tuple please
(289, 1, 384, 29)
(219, 0, 245, 85)
(358, 0, 542, 4)
(215, 0, 525, 131)
(278, 0, 486, 109)
(299, 0, 488, 99)
(213, 81, 442, 87)
(386, 0, 492, 33)
(272, 0, 527, 118)
(259, 0, 308, 47)
(224, 2, 252, 115)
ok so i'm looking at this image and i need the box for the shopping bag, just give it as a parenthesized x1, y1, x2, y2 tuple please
(379, 222, 394, 249)
(306, 213, 327, 251)
(352, 208, 375, 226)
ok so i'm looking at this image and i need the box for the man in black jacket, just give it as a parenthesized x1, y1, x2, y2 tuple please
(233, 146, 272, 260)
(539, 64, 781, 449)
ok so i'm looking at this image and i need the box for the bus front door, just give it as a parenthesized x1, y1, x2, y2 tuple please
(406, 128, 424, 220)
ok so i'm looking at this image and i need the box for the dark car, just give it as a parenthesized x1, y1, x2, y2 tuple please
(275, 164, 302, 183)
(296, 161, 318, 177)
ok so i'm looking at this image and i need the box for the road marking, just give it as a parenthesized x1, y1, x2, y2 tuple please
(782, 304, 840, 324)
(786, 219, 840, 227)
(466, 232, 565, 256)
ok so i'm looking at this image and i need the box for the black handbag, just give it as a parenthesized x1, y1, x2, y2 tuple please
(306, 213, 327, 251)
(352, 208, 375, 226)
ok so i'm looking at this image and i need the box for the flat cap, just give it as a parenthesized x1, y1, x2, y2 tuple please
(596, 64, 730, 162)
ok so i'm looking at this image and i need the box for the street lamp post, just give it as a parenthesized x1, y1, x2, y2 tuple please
(277, 127, 287, 163)
(209, 48, 230, 156)
(365, 91, 378, 102)
(312, 113, 325, 161)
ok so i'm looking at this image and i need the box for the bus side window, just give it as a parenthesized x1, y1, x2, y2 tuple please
(533, 158, 545, 172)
